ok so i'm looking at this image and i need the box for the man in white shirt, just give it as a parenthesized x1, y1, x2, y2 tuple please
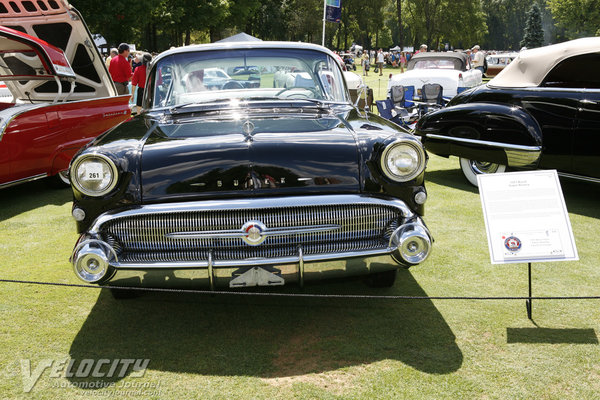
(472, 45, 485, 73)
(376, 49, 384, 76)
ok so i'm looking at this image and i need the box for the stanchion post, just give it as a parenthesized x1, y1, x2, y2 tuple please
(526, 262, 533, 320)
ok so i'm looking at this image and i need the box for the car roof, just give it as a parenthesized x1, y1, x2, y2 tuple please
(489, 37, 600, 88)
(151, 41, 337, 68)
(407, 51, 469, 70)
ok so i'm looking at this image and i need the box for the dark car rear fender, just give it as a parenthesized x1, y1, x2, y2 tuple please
(416, 103, 543, 168)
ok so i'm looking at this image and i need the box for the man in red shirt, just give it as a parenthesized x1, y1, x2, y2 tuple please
(109, 43, 132, 95)
(131, 53, 152, 114)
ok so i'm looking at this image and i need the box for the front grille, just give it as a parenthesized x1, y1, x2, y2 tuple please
(99, 203, 404, 263)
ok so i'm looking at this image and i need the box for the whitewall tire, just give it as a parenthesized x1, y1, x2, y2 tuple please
(459, 158, 506, 187)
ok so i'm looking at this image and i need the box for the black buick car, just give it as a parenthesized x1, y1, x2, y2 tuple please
(68, 42, 432, 294)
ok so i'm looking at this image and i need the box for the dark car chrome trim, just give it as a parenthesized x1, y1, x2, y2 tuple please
(558, 172, 600, 184)
(166, 224, 341, 240)
(425, 134, 541, 152)
(426, 133, 542, 168)
(109, 248, 396, 269)
(88, 195, 415, 234)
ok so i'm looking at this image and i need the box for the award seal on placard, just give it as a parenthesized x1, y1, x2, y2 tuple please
(504, 236, 522, 252)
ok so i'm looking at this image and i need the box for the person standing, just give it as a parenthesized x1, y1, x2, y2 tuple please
(105, 48, 117, 69)
(418, 44, 428, 53)
(400, 51, 407, 73)
(376, 49, 384, 76)
(109, 43, 132, 95)
(131, 53, 142, 72)
(131, 53, 152, 114)
(471, 45, 485, 73)
(362, 51, 370, 76)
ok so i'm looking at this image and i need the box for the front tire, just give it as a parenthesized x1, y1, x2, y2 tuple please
(459, 158, 506, 187)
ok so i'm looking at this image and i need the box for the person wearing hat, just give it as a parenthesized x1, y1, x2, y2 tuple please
(418, 44, 428, 53)
(471, 45, 485, 73)
(109, 43, 132, 95)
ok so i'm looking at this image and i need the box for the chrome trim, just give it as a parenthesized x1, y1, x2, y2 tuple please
(558, 172, 600, 184)
(78, 195, 428, 274)
(109, 248, 395, 269)
(426, 133, 542, 167)
(425, 134, 541, 152)
(0, 173, 47, 189)
(298, 246, 305, 287)
(88, 195, 415, 234)
(165, 224, 341, 240)
(106, 253, 401, 287)
(208, 251, 214, 290)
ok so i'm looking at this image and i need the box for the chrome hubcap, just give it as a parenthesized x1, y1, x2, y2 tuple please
(470, 160, 501, 175)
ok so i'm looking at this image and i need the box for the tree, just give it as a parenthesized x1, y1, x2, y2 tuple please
(402, 0, 486, 50)
(520, 2, 544, 48)
(482, 0, 534, 50)
(547, 0, 600, 39)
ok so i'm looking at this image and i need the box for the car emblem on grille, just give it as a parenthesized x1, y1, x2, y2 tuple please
(242, 120, 255, 136)
(241, 221, 267, 246)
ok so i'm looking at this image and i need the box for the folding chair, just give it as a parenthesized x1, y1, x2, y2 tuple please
(390, 85, 418, 123)
(416, 83, 445, 116)
(376, 99, 410, 127)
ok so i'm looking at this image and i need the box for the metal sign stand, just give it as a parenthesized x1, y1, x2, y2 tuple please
(526, 262, 533, 320)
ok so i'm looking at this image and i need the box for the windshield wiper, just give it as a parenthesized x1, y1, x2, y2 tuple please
(169, 99, 232, 113)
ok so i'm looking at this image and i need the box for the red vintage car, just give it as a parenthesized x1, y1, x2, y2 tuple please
(0, 1, 130, 189)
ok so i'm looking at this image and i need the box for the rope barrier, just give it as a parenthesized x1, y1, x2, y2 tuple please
(2, 278, 600, 300)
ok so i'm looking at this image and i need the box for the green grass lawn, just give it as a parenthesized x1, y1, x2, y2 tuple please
(2, 155, 600, 399)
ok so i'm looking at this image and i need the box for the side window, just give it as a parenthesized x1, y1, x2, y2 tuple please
(541, 53, 600, 89)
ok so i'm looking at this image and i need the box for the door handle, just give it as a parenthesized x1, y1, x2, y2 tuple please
(580, 99, 598, 105)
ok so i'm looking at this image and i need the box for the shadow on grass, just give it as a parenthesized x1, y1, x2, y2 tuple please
(424, 167, 478, 194)
(68, 269, 463, 385)
(507, 328, 598, 344)
(0, 178, 70, 222)
(425, 166, 600, 220)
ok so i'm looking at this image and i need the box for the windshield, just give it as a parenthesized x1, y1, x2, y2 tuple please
(412, 58, 462, 70)
(150, 48, 348, 108)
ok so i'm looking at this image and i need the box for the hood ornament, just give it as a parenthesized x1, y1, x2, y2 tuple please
(242, 120, 255, 136)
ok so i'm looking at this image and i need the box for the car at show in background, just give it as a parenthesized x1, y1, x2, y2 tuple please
(484, 52, 519, 78)
(69, 41, 433, 296)
(0, 1, 130, 189)
(415, 37, 600, 186)
(388, 52, 482, 99)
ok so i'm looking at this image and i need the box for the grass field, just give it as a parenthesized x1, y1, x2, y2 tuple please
(1, 152, 600, 399)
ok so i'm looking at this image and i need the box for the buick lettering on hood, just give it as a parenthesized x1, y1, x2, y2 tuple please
(69, 42, 432, 296)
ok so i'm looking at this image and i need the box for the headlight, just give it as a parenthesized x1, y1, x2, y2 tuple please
(380, 140, 426, 182)
(70, 154, 119, 197)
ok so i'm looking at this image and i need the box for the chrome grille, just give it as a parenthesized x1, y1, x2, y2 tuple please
(99, 203, 403, 263)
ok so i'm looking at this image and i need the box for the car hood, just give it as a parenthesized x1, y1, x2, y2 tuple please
(140, 114, 361, 202)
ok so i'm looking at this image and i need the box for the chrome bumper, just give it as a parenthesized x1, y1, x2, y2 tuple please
(70, 195, 432, 286)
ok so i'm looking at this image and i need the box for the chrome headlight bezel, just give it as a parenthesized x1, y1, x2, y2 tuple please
(70, 153, 119, 197)
(380, 139, 426, 182)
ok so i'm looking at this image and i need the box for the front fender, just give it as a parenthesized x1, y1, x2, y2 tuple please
(415, 103, 542, 168)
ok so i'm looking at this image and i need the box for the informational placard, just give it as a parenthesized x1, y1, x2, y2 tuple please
(478, 170, 578, 264)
